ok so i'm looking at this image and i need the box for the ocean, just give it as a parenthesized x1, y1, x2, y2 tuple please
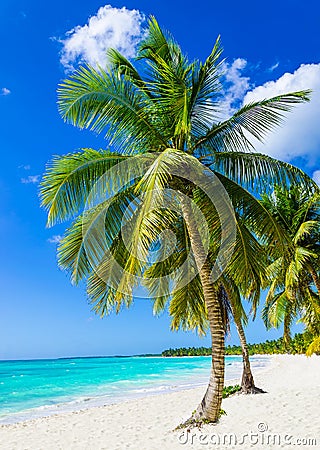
(0, 355, 270, 424)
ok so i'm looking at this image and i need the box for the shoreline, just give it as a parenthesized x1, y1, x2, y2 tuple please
(0, 357, 273, 428)
(0, 355, 269, 425)
(0, 352, 285, 362)
(0, 355, 319, 449)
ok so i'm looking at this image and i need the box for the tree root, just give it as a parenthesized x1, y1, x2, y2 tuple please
(240, 385, 266, 394)
(174, 409, 226, 431)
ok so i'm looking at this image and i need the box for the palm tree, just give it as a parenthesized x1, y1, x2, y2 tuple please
(152, 203, 267, 394)
(221, 279, 265, 394)
(41, 17, 312, 423)
(261, 185, 320, 349)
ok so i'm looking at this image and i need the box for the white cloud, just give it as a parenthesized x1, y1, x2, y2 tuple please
(220, 58, 251, 117)
(60, 5, 145, 70)
(47, 235, 63, 244)
(312, 170, 320, 185)
(21, 175, 40, 184)
(242, 63, 320, 166)
(1, 87, 11, 96)
(268, 62, 280, 72)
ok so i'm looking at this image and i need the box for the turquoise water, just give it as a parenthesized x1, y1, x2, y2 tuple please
(0, 355, 269, 423)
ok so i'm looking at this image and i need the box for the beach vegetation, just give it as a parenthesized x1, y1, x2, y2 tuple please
(162, 332, 318, 356)
(261, 186, 320, 353)
(222, 385, 241, 397)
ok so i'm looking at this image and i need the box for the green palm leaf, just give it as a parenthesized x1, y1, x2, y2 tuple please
(40, 149, 130, 226)
(203, 151, 316, 193)
(189, 36, 224, 137)
(193, 91, 311, 152)
(58, 66, 167, 152)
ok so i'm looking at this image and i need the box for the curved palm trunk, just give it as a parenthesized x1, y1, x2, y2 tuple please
(222, 284, 265, 394)
(234, 315, 265, 394)
(224, 285, 265, 394)
(181, 197, 225, 423)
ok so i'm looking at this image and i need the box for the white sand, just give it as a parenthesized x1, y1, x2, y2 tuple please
(0, 355, 319, 450)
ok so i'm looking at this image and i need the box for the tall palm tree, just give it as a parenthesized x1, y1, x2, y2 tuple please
(261, 185, 320, 349)
(41, 17, 312, 422)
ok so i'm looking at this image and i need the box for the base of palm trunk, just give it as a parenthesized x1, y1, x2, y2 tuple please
(176, 407, 224, 430)
(176, 396, 224, 429)
(240, 369, 266, 394)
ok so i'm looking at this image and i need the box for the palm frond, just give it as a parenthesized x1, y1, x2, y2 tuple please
(58, 65, 168, 152)
(87, 270, 133, 317)
(293, 220, 320, 245)
(192, 91, 311, 152)
(169, 275, 208, 336)
(137, 16, 174, 63)
(189, 36, 224, 137)
(202, 151, 316, 193)
(225, 216, 265, 291)
(40, 149, 130, 226)
(264, 257, 284, 284)
(285, 247, 318, 291)
(107, 48, 145, 87)
(300, 289, 320, 332)
(262, 291, 289, 329)
(213, 172, 290, 255)
(58, 188, 137, 284)
(306, 335, 320, 356)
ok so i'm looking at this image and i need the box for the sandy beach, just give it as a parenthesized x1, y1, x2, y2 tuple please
(0, 354, 319, 450)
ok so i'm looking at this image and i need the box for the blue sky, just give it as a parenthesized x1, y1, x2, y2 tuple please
(0, 0, 319, 359)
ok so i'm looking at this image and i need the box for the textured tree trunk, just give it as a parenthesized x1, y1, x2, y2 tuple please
(181, 196, 225, 423)
(234, 315, 265, 394)
(283, 310, 291, 350)
(222, 283, 265, 394)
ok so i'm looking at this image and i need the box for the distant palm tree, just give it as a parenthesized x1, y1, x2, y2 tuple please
(261, 185, 320, 349)
(41, 17, 312, 423)
(221, 279, 266, 394)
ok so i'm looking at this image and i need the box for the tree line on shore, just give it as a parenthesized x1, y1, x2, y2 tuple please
(161, 332, 316, 357)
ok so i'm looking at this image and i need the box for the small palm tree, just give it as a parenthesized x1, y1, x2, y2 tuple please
(261, 185, 320, 349)
(221, 279, 266, 394)
(41, 17, 312, 422)
(171, 283, 261, 396)
(155, 207, 267, 394)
